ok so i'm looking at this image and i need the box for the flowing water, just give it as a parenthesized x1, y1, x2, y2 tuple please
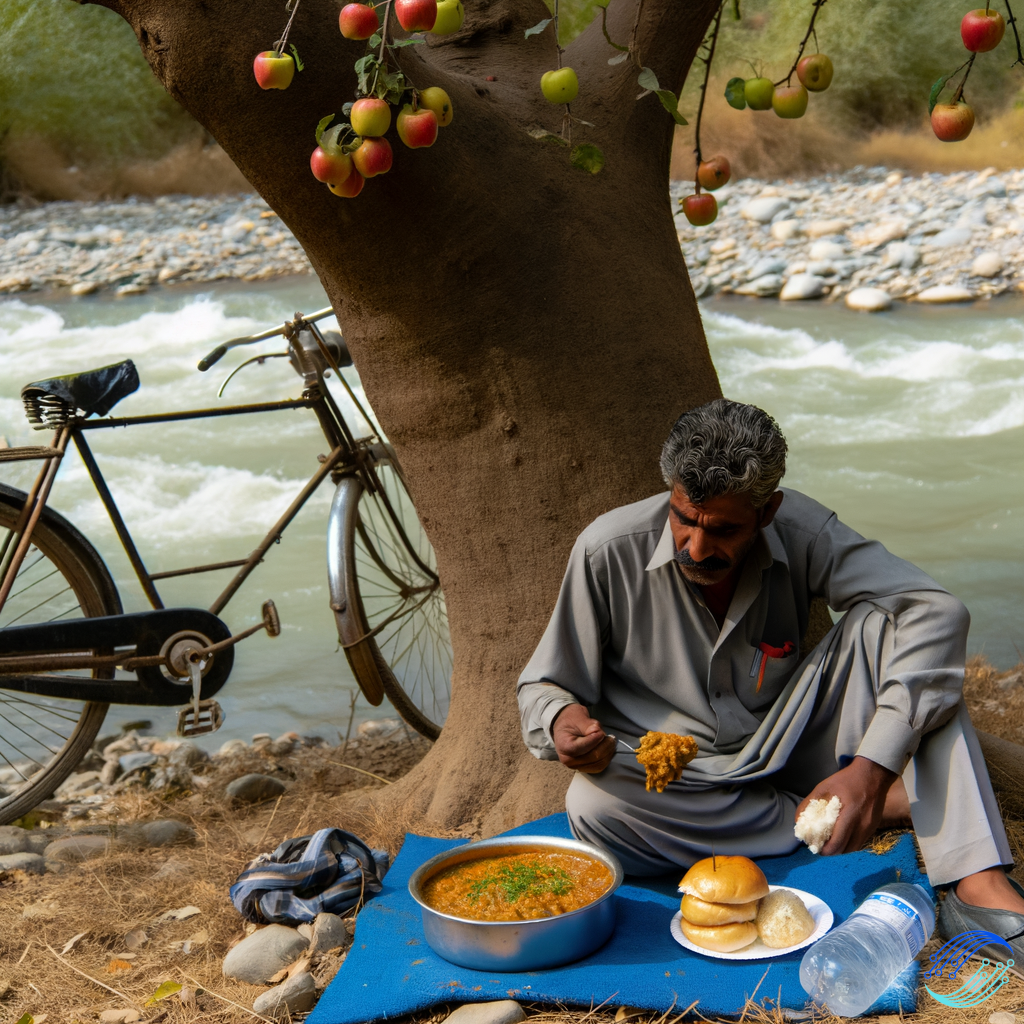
(1, 279, 1022, 745)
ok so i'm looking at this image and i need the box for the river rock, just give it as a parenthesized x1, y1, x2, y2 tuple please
(854, 220, 908, 247)
(734, 274, 783, 297)
(226, 773, 287, 803)
(988, 1012, 1016, 1024)
(971, 252, 1004, 277)
(0, 826, 28, 855)
(309, 912, 348, 955)
(780, 274, 827, 300)
(747, 257, 787, 280)
(882, 242, 919, 271)
(222, 924, 309, 984)
(25, 832, 53, 855)
(930, 226, 972, 248)
(845, 287, 893, 312)
(218, 738, 249, 757)
(443, 1001, 527, 1024)
(70, 280, 100, 296)
(169, 740, 208, 767)
(45, 834, 110, 863)
(0, 852, 46, 874)
(253, 970, 317, 1018)
(100, 760, 122, 786)
(770, 219, 801, 241)
(808, 240, 845, 261)
(915, 284, 974, 303)
(740, 197, 790, 223)
(358, 718, 403, 738)
(119, 820, 196, 849)
(803, 219, 849, 239)
(805, 260, 837, 278)
(119, 751, 157, 775)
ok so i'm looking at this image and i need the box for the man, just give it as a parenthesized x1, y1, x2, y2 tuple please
(518, 399, 1024, 954)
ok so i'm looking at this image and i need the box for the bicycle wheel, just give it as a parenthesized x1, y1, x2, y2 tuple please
(329, 457, 452, 740)
(0, 482, 118, 824)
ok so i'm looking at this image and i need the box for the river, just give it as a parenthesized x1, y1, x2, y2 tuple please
(1, 279, 1022, 744)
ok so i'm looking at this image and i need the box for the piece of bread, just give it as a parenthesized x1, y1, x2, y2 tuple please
(680, 917, 758, 953)
(794, 795, 842, 854)
(756, 889, 816, 949)
(679, 855, 769, 904)
(680, 893, 760, 926)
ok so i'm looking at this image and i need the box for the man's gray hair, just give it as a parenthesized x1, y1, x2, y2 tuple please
(660, 399, 788, 508)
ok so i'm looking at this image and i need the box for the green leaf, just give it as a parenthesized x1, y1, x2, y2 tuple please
(524, 18, 552, 38)
(637, 66, 660, 92)
(527, 127, 569, 147)
(571, 143, 605, 174)
(655, 89, 688, 125)
(146, 980, 183, 1006)
(321, 124, 344, 152)
(608, 51, 629, 66)
(15, 1014, 33, 1024)
(368, 33, 382, 47)
(929, 73, 951, 114)
(354, 53, 378, 73)
(289, 44, 304, 71)
(724, 76, 747, 110)
(391, 37, 424, 46)
(315, 114, 335, 145)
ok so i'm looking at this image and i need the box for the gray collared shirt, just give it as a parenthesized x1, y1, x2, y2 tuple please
(517, 487, 968, 777)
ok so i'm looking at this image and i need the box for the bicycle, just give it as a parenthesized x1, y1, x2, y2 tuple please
(0, 307, 452, 825)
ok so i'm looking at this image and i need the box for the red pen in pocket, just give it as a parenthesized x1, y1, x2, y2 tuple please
(749, 640, 796, 692)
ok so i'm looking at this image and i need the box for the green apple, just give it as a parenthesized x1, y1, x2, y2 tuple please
(796, 53, 833, 92)
(350, 97, 392, 137)
(541, 67, 579, 104)
(253, 51, 295, 90)
(744, 77, 774, 110)
(419, 86, 453, 126)
(772, 83, 808, 119)
(430, 0, 465, 34)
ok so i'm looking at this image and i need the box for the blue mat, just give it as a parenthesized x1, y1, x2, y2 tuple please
(309, 815, 929, 1023)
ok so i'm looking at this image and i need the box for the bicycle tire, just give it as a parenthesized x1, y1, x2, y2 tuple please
(0, 482, 119, 825)
(329, 465, 452, 740)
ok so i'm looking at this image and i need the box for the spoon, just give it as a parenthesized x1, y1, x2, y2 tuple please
(613, 736, 637, 754)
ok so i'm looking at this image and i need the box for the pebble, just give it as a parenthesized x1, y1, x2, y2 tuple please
(804, 219, 850, 238)
(222, 924, 309, 984)
(780, 273, 827, 301)
(988, 1012, 1016, 1024)
(916, 284, 975, 303)
(882, 242, 919, 271)
(809, 240, 845, 261)
(309, 912, 348, 955)
(442, 1001, 527, 1024)
(0, 826, 29, 856)
(118, 819, 196, 849)
(845, 287, 893, 312)
(0, 852, 46, 874)
(253, 970, 317, 1018)
(100, 760, 122, 786)
(357, 718, 403, 739)
(734, 274, 783, 297)
(219, 738, 250, 757)
(226, 773, 288, 803)
(44, 834, 110, 863)
(99, 1011, 141, 1023)
(740, 197, 790, 223)
(972, 252, 1004, 277)
(770, 219, 801, 241)
(119, 751, 157, 774)
(931, 226, 973, 248)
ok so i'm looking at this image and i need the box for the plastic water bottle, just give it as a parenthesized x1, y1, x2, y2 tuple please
(799, 882, 936, 1017)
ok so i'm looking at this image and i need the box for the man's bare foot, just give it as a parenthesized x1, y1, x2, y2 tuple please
(880, 777, 912, 828)
(955, 867, 1024, 914)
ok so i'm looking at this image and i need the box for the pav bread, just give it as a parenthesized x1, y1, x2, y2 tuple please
(794, 795, 842, 854)
(679, 893, 759, 926)
(679, 856, 770, 904)
(677, 856, 769, 952)
(756, 889, 816, 948)
(680, 918, 759, 953)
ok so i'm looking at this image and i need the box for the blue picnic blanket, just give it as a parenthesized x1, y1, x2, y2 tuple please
(309, 814, 929, 1023)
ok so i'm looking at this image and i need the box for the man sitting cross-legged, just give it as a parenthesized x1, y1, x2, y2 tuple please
(517, 398, 1024, 959)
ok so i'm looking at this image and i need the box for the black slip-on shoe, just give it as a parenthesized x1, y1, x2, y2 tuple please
(937, 877, 1024, 979)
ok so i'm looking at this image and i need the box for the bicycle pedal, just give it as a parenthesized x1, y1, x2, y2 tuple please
(176, 699, 224, 737)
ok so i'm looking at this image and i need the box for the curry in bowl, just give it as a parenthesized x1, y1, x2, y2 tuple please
(421, 849, 614, 921)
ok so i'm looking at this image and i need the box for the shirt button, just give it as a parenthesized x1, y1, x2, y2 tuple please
(715, 691, 722, 699)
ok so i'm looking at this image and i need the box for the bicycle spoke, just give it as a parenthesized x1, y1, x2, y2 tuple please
(3, 583, 76, 627)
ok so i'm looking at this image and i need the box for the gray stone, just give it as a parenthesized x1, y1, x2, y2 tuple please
(218, 738, 249, 757)
(770, 219, 801, 241)
(845, 287, 893, 312)
(915, 284, 974, 303)
(253, 971, 317, 1018)
(733, 274, 783, 297)
(222, 924, 309, 984)
(119, 819, 196, 849)
(119, 751, 157, 774)
(747, 257, 787, 280)
(100, 759, 122, 786)
(808, 240, 845, 261)
(779, 273, 827, 301)
(57, 770, 102, 796)
(309, 912, 348, 955)
(25, 832, 53, 855)
(44, 834, 110, 863)
(930, 226, 972, 248)
(882, 242, 920, 271)
(0, 852, 46, 874)
(169, 740, 207, 767)
(971, 252, 1004, 278)
(226, 773, 287, 803)
(805, 260, 837, 277)
(0, 826, 29, 856)
(357, 718, 402, 739)
(442, 1001, 527, 1024)
(740, 197, 790, 223)
(988, 1012, 1016, 1024)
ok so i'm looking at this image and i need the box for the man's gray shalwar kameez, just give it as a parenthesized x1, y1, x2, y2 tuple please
(517, 488, 1010, 884)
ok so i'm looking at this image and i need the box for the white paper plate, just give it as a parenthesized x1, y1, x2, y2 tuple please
(670, 885, 833, 961)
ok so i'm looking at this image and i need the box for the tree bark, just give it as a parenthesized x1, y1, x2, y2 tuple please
(85, 0, 723, 831)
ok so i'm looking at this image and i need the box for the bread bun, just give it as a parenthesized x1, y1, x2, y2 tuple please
(680, 918, 758, 953)
(680, 893, 759, 926)
(756, 889, 816, 949)
(679, 856, 769, 904)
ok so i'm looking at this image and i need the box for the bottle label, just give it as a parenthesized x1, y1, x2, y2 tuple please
(851, 892, 926, 956)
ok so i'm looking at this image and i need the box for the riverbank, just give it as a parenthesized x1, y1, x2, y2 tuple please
(4, 166, 1024, 305)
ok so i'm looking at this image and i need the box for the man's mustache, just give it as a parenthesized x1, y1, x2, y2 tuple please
(673, 548, 732, 572)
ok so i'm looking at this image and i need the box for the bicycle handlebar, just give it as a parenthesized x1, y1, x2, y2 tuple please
(197, 306, 337, 371)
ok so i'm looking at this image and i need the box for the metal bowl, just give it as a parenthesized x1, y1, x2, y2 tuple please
(408, 834, 623, 971)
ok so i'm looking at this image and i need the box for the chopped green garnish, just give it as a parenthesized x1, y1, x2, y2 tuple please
(466, 860, 574, 904)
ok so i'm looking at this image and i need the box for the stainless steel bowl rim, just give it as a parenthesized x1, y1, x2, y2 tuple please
(407, 834, 624, 926)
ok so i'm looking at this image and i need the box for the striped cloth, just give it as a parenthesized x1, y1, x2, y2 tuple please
(230, 828, 390, 924)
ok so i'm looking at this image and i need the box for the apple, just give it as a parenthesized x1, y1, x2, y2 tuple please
(772, 83, 808, 118)
(253, 51, 295, 90)
(744, 77, 774, 110)
(311, 147, 354, 185)
(430, 0, 464, 34)
(329, 171, 366, 197)
(397, 104, 439, 148)
(540, 67, 579, 104)
(419, 86, 453, 126)
(681, 193, 718, 226)
(353, 137, 393, 177)
(395, 0, 437, 31)
(697, 155, 731, 191)
(350, 97, 392, 137)
(796, 53, 833, 92)
(340, 3, 380, 40)
(961, 8, 1005, 51)
(931, 100, 975, 141)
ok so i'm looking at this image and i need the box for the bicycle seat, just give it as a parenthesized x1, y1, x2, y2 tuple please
(22, 359, 140, 427)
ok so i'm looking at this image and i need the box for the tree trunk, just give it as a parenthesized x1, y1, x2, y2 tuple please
(85, 0, 723, 832)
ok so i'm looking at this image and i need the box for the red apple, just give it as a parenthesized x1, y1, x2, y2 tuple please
(329, 171, 366, 197)
(961, 8, 1005, 52)
(796, 53, 833, 92)
(931, 101, 975, 141)
(395, 0, 437, 31)
(681, 193, 718, 226)
(340, 3, 380, 40)
(697, 155, 731, 191)
(350, 97, 392, 137)
(772, 83, 808, 118)
(311, 147, 354, 185)
(352, 137, 393, 177)
(253, 51, 295, 90)
(396, 104, 439, 148)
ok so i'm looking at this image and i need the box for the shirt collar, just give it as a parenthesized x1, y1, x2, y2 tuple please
(644, 512, 776, 574)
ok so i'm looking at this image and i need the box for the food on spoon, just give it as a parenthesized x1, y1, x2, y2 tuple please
(680, 893, 759, 926)
(635, 732, 698, 792)
(756, 888, 816, 948)
(794, 795, 842, 854)
(680, 917, 759, 952)
(679, 855, 769, 904)
(677, 855, 769, 952)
